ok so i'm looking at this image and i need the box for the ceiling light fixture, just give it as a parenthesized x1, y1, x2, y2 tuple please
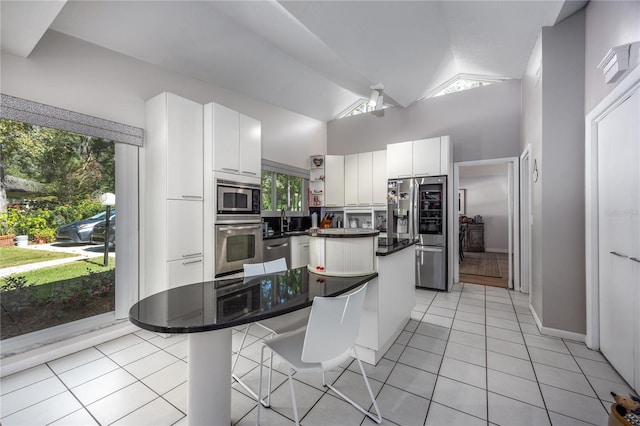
(368, 83, 384, 110)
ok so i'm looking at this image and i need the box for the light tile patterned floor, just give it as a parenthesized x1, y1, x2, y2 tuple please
(1, 283, 635, 425)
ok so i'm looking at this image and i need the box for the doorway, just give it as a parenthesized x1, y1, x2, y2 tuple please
(454, 158, 520, 290)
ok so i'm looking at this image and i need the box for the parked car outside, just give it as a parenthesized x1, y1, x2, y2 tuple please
(56, 210, 115, 244)
(90, 214, 116, 248)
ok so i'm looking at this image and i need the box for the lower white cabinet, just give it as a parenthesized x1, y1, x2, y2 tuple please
(167, 257, 204, 289)
(290, 235, 310, 269)
(167, 200, 203, 262)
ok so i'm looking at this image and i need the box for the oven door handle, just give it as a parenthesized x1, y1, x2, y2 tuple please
(217, 224, 261, 232)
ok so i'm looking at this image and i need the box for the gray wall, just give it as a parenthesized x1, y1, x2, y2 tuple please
(523, 12, 587, 333)
(459, 172, 509, 252)
(539, 10, 586, 334)
(327, 79, 522, 162)
(585, 1, 640, 114)
(1, 30, 326, 170)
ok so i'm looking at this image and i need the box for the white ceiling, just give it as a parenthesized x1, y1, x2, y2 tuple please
(1, 0, 585, 122)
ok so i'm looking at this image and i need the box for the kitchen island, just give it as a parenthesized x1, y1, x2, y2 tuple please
(129, 267, 377, 426)
(356, 238, 417, 364)
(307, 228, 379, 276)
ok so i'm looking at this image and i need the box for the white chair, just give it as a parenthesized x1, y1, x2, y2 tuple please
(234, 259, 310, 407)
(256, 283, 381, 425)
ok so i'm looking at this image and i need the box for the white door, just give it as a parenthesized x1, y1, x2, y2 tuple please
(598, 89, 639, 390)
(167, 199, 204, 262)
(212, 103, 240, 173)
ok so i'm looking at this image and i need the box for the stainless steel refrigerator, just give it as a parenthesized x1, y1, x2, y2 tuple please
(414, 176, 447, 290)
(386, 176, 447, 290)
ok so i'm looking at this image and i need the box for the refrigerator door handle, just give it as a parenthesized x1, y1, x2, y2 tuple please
(416, 246, 444, 253)
(411, 180, 420, 240)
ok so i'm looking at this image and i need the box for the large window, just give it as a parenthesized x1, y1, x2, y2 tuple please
(261, 160, 309, 215)
(262, 171, 305, 213)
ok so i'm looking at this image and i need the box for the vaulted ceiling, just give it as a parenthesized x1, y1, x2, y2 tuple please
(1, 1, 585, 122)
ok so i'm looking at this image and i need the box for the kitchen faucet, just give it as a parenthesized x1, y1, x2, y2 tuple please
(281, 208, 289, 232)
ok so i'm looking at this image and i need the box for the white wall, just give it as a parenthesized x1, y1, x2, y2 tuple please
(459, 172, 509, 253)
(0, 30, 326, 170)
(327, 79, 522, 162)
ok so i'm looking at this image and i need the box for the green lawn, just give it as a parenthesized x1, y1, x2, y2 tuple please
(1, 257, 115, 288)
(0, 246, 79, 269)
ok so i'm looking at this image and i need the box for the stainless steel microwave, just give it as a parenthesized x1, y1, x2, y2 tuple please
(216, 179, 261, 218)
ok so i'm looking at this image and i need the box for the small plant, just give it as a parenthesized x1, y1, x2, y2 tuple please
(1, 275, 38, 306)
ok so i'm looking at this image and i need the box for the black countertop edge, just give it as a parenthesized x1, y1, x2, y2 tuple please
(263, 230, 308, 240)
(308, 229, 380, 238)
(129, 270, 378, 334)
(376, 239, 416, 256)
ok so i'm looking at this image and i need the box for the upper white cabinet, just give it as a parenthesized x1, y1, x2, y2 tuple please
(386, 141, 412, 179)
(412, 138, 440, 177)
(372, 150, 388, 205)
(358, 152, 373, 206)
(143, 92, 204, 297)
(344, 154, 359, 206)
(388, 136, 451, 178)
(206, 102, 261, 178)
(324, 155, 345, 207)
(162, 93, 204, 200)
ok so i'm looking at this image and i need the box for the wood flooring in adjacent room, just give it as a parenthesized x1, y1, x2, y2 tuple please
(459, 252, 510, 288)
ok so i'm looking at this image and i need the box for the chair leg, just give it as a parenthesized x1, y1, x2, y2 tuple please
(232, 325, 251, 373)
(256, 345, 266, 426)
(233, 326, 272, 408)
(287, 368, 300, 426)
(325, 350, 382, 424)
(266, 349, 274, 407)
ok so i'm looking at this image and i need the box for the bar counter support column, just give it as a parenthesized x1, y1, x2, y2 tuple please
(188, 328, 232, 426)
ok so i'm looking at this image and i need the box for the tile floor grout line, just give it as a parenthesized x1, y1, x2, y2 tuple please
(506, 287, 553, 426)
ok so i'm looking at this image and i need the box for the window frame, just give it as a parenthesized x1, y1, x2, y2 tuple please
(261, 160, 309, 217)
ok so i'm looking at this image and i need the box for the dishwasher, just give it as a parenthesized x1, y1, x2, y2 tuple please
(263, 237, 291, 267)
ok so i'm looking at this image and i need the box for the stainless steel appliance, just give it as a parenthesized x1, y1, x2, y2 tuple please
(216, 279, 260, 321)
(216, 179, 261, 221)
(386, 178, 414, 241)
(263, 236, 291, 266)
(387, 176, 447, 290)
(414, 176, 447, 290)
(215, 223, 263, 277)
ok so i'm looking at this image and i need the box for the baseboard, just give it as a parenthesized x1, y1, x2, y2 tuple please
(529, 303, 586, 343)
(1, 320, 137, 377)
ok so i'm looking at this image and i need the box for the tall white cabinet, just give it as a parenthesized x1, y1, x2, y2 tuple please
(387, 136, 451, 178)
(597, 89, 640, 393)
(142, 92, 204, 297)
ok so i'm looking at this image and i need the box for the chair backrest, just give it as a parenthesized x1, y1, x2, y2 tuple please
(243, 262, 265, 277)
(301, 283, 368, 363)
(263, 257, 287, 274)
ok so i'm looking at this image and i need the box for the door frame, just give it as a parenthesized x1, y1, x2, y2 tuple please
(520, 144, 532, 295)
(585, 66, 640, 350)
(453, 157, 520, 290)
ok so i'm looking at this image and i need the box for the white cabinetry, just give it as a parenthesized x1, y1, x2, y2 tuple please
(344, 154, 358, 206)
(310, 155, 345, 207)
(357, 152, 373, 205)
(388, 136, 451, 178)
(387, 141, 413, 179)
(372, 150, 387, 205)
(290, 235, 310, 269)
(324, 155, 344, 207)
(412, 138, 440, 177)
(207, 102, 261, 178)
(143, 92, 204, 297)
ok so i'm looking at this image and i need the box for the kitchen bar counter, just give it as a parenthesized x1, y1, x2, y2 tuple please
(376, 238, 416, 256)
(129, 267, 377, 425)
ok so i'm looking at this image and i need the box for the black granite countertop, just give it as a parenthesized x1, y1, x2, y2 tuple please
(376, 238, 416, 256)
(129, 267, 377, 334)
(308, 228, 380, 238)
(262, 230, 308, 240)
